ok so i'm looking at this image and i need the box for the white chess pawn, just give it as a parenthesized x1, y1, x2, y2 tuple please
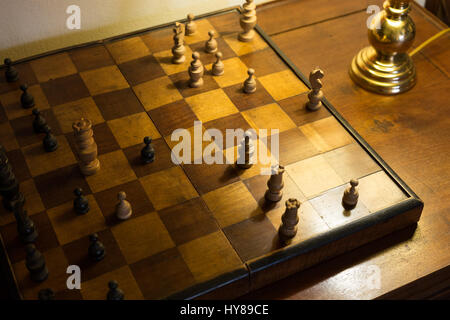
(185, 13, 197, 36)
(205, 30, 218, 54)
(116, 191, 132, 220)
(212, 52, 224, 76)
(243, 68, 256, 93)
(342, 179, 359, 210)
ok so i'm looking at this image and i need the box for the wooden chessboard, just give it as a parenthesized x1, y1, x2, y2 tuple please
(0, 8, 423, 300)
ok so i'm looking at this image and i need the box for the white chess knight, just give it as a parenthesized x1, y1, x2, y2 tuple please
(116, 191, 132, 220)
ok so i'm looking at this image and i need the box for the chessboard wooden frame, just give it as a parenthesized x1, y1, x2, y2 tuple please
(0, 6, 423, 300)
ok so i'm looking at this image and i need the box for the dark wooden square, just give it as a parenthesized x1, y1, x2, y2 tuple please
(203, 113, 252, 149)
(0, 63, 38, 95)
(93, 88, 144, 121)
(140, 28, 174, 53)
(10, 110, 62, 147)
(119, 55, 166, 86)
(265, 128, 320, 166)
(0, 211, 59, 264)
(34, 164, 91, 209)
(0, 103, 7, 123)
(169, 71, 219, 98)
(41, 74, 90, 107)
(188, 37, 236, 65)
(208, 11, 241, 36)
(278, 94, 330, 126)
(94, 179, 154, 226)
(158, 198, 219, 245)
(6, 149, 31, 182)
(69, 45, 115, 72)
(183, 161, 239, 195)
(62, 229, 127, 282)
(148, 100, 198, 137)
(240, 48, 288, 77)
(123, 138, 174, 178)
(130, 247, 196, 299)
(223, 214, 279, 262)
(223, 80, 274, 111)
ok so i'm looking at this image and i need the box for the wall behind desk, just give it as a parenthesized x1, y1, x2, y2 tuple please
(0, 0, 272, 61)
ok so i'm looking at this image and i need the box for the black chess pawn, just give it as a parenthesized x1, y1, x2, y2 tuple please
(141, 136, 155, 164)
(38, 288, 55, 301)
(32, 108, 47, 134)
(73, 187, 89, 214)
(14, 202, 38, 243)
(107, 280, 124, 300)
(88, 233, 105, 262)
(4, 58, 19, 82)
(25, 244, 48, 282)
(43, 125, 58, 152)
(20, 84, 35, 109)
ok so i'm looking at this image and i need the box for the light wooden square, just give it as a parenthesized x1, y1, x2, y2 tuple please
(259, 69, 308, 101)
(358, 171, 408, 212)
(22, 135, 77, 177)
(300, 117, 354, 153)
(81, 265, 144, 300)
(85, 150, 137, 193)
(208, 57, 249, 88)
(111, 212, 175, 264)
(47, 195, 106, 245)
(53, 97, 105, 133)
(203, 181, 262, 228)
(140, 166, 198, 210)
(185, 88, 238, 123)
(241, 103, 297, 134)
(0, 122, 18, 151)
(224, 32, 268, 56)
(133, 76, 183, 111)
(183, 19, 219, 45)
(0, 85, 49, 120)
(106, 37, 151, 64)
(80, 65, 129, 96)
(178, 231, 242, 282)
(107, 112, 160, 148)
(30, 52, 77, 82)
(286, 154, 344, 198)
(323, 143, 381, 182)
(153, 46, 193, 75)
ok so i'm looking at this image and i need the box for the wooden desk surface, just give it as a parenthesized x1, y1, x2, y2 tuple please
(242, 0, 450, 300)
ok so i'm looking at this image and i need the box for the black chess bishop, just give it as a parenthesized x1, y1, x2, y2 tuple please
(0, 145, 25, 211)
(14, 202, 38, 243)
(88, 233, 105, 261)
(32, 108, 47, 134)
(25, 244, 48, 282)
(141, 136, 155, 164)
(42, 125, 58, 152)
(73, 187, 89, 214)
(20, 84, 35, 109)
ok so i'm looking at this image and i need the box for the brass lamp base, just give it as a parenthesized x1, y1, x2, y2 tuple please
(350, 46, 416, 95)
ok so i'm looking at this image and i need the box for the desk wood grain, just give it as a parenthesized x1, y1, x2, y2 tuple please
(242, 0, 450, 300)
